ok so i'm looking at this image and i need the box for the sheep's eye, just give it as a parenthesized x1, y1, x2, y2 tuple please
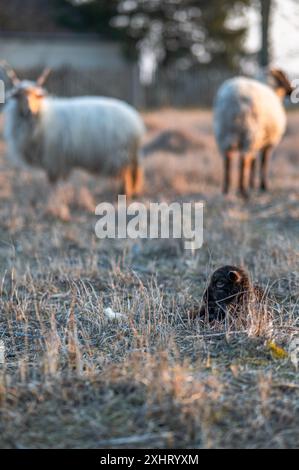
(216, 281, 225, 288)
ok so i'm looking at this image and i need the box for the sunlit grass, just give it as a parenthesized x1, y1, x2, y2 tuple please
(0, 109, 298, 448)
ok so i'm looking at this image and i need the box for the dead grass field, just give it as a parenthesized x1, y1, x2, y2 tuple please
(0, 108, 298, 449)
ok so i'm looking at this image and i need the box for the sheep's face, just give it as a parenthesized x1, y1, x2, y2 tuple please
(1, 64, 51, 116)
(7, 81, 48, 116)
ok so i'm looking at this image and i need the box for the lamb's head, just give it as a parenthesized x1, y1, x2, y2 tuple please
(203, 265, 250, 304)
(270, 68, 294, 99)
(199, 265, 251, 321)
(1, 61, 51, 116)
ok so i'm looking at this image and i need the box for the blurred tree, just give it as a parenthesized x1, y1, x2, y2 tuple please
(259, 0, 272, 67)
(54, 0, 123, 39)
(56, 0, 251, 70)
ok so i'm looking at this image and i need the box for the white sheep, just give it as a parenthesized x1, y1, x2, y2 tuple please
(213, 69, 293, 198)
(2, 64, 145, 198)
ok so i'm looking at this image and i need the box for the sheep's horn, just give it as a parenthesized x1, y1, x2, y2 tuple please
(270, 68, 294, 94)
(0, 60, 20, 86)
(36, 67, 51, 86)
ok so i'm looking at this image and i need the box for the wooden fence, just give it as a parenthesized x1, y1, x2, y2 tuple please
(139, 67, 235, 108)
(0, 65, 235, 109)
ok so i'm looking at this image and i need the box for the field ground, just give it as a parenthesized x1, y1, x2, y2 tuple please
(0, 109, 298, 448)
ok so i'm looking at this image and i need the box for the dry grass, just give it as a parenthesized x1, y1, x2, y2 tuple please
(0, 109, 298, 449)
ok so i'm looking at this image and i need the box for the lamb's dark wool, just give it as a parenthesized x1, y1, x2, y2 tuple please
(198, 265, 264, 321)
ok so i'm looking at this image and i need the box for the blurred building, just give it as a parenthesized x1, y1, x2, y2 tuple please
(0, 0, 139, 103)
(0, 0, 127, 69)
(0, 31, 127, 71)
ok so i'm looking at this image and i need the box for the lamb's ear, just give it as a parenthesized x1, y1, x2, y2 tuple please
(36, 68, 51, 87)
(228, 270, 241, 283)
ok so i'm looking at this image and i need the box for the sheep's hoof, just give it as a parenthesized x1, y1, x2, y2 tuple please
(260, 183, 268, 192)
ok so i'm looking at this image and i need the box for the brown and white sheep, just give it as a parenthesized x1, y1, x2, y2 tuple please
(213, 69, 293, 198)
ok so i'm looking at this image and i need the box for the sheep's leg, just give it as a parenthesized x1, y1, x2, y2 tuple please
(223, 151, 233, 194)
(132, 165, 144, 196)
(121, 166, 134, 199)
(129, 143, 143, 197)
(239, 153, 252, 198)
(260, 145, 272, 191)
(45, 179, 72, 221)
(249, 157, 256, 189)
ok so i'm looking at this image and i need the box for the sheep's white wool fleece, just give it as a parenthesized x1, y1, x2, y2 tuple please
(4, 95, 145, 181)
(213, 77, 286, 154)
